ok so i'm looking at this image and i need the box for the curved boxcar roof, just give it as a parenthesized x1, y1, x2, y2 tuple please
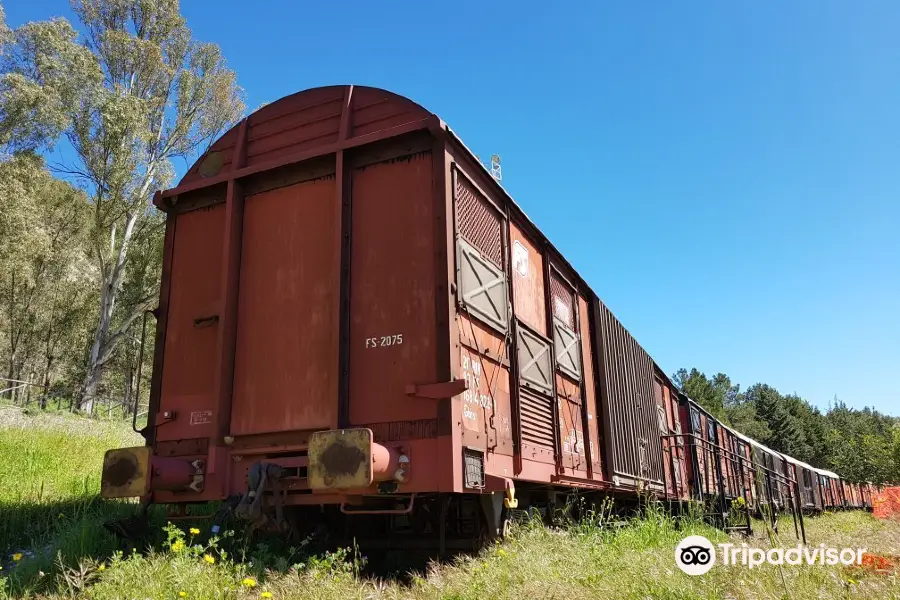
(814, 467, 841, 479)
(158, 84, 680, 390)
(779, 453, 817, 472)
(159, 85, 607, 319)
(728, 426, 780, 458)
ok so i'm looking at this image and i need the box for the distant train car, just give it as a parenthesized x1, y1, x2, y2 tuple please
(861, 482, 873, 509)
(675, 396, 753, 506)
(779, 454, 821, 512)
(814, 468, 842, 510)
(718, 423, 756, 510)
(733, 432, 788, 512)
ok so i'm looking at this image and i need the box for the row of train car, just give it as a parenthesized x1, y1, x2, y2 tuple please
(672, 394, 880, 536)
(99, 85, 884, 551)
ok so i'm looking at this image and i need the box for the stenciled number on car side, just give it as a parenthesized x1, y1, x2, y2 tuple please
(365, 334, 403, 349)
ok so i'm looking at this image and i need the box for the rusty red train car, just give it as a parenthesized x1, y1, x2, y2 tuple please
(100, 85, 691, 549)
(99, 84, 875, 549)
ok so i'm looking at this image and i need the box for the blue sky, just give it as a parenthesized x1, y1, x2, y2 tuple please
(7, 1, 899, 416)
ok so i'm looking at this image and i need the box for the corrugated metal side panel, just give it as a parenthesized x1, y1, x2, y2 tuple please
(595, 299, 664, 488)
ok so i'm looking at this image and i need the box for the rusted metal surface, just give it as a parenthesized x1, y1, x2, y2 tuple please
(212, 117, 248, 445)
(107, 85, 864, 545)
(509, 223, 546, 335)
(657, 378, 688, 499)
(348, 152, 437, 425)
(578, 295, 602, 477)
(308, 428, 374, 490)
(336, 86, 354, 430)
(155, 205, 225, 442)
(231, 176, 340, 435)
(458, 343, 513, 456)
(557, 373, 586, 471)
(101, 446, 151, 498)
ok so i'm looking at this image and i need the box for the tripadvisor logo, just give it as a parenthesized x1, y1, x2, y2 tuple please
(676, 535, 716, 575)
(675, 535, 866, 575)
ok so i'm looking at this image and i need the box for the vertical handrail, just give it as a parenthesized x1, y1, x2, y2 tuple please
(794, 478, 807, 544)
(132, 310, 155, 434)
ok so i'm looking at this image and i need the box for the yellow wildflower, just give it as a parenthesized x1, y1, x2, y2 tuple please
(203, 554, 215, 564)
(98, 564, 105, 571)
(242, 577, 257, 588)
(189, 528, 200, 535)
(178, 592, 187, 598)
(12, 553, 23, 562)
(261, 593, 273, 599)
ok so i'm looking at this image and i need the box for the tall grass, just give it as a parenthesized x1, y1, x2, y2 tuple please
(2, 407, 899, 599)
(0, 407, 142, 581)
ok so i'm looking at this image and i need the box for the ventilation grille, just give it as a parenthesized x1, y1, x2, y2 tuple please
(549, 272, 576, 330)
(456, 174, 503, 267)
(520, 390, 555, 448)
(463, 448, 485, 489)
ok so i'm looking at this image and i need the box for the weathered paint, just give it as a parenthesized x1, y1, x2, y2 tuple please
(156, 205, 225, 442)
(578, 295, 602, 477)
(557, 373, 586, 472)
(348, 152, 438, 426)
(230, 177, 340, 435)
(509, 223, 546, 336)
(458, 344, 513, 456)
(594, 299, 665, 491)
(121, 85, 858, 520)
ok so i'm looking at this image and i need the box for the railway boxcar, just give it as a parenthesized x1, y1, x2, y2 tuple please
(779, 454, 821, 512)
(733, 432, 790, 512)
(816, 468, 842, 510)
(99, 84, 693, 549)
(96, 84, 864, 550)
(675, 395, 750, 503)
(594, 304, 687, 499)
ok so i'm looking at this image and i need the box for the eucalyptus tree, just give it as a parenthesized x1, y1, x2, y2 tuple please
(1, 0, 245, 409)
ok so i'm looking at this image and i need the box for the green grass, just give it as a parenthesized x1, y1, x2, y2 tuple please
(0, 406, 143, 585)
(2, 406, 900, 599)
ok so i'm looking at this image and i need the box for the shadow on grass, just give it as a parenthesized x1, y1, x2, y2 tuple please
(0, 497, 171, 595)
(0, 497, 457, 597)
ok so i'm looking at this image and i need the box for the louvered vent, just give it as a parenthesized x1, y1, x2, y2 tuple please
(456, 174, 503, 267)
(520, 389, 555, 449)
(549, 272, 575, 330)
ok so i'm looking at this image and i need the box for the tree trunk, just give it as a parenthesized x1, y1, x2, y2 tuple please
(41, 317, 54, 411)
(123, 359, 133, 421)
(80, 263, 119, 412)
(79, 212, 140, 410)
(80, 365, 102, 414)
(6, 272, 16, 403)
